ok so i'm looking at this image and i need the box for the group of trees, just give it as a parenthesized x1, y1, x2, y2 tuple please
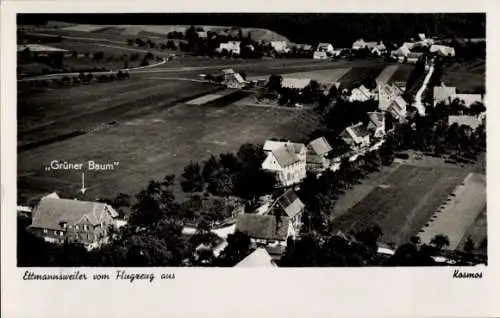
(180, 143, 276, 207)
(18, 70, 131, 95)
(260, 75, 329, 107)
(383, 100, 486, 161)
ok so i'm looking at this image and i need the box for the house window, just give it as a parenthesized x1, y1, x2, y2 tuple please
(84, 225, 88, 231)
(59, 231, 64, 237)
(43, 229, 48, 234)
(75, 225, 79, 230)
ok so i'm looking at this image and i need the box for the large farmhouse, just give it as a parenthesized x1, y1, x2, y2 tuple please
(262, 140, 307, 187)
(28, 196, 119, 249)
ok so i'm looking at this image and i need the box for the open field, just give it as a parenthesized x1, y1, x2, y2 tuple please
(18, 102, 322, 204)
(418, 173, 486, 250)
(387, 64, 414, 85)
(375, 65, 400, 84)
(337, 64, 387, 89)
(35, 22, 290, 43)
(442, 59, 485, 93)
(329, 164, 470, 247)
(18, 79, 218, 147)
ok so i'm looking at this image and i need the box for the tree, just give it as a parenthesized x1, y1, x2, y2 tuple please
(127, 39, 134, 46)
(166, 40, 177, 50)
(202, 155, 221, 180)
(216, 231, 252, 266)
(93, 51, 104, 61)
(129, 175, 178, 228)
(267, 74, 283, 92)
(430, 234, 450, 250)
(180, 161, 204, 194)
(233, 169, 276, 203)
(236, 143, 265, 169)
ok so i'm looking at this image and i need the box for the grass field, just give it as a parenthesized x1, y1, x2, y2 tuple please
(442, 59, 485, 93)
(337, 64, 387, 89)
(418, 173, 486, 250)
(18, 99, 322, 204)
(329, 164, 469, 247)
(375, 65, 400, 84)
(18, 79, 218, 147)
(387, 64, 414, 84)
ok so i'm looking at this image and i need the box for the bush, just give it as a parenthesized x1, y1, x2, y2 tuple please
(140, 59, 150, 67)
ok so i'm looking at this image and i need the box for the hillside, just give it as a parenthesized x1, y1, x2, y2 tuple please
(43, 21, 290, 43)
(20, 13, 486, 47)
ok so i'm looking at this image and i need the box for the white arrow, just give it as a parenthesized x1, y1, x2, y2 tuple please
(80, 173, 87, 194)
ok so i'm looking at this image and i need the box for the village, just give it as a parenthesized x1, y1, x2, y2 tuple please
(16, 16, 486, 267)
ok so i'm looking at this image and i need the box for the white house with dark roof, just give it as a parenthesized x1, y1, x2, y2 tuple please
(235, 248, 277, 267)
(262, 140, 307, 187)
(339, 122, 371, 149)
(28, 197, 119, 248)
(306, 137, 333, 172)
(265, 189, 305, 234)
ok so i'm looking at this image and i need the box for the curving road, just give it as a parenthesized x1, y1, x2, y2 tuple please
(413, 61, 435, 116)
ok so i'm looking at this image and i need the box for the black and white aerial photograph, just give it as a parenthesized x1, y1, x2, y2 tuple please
(16, 13, 487, 268)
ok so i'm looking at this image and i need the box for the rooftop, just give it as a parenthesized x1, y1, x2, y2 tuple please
(235, 214, 290, 241)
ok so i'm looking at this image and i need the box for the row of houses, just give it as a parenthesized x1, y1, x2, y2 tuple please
(261, 110, 387, 188)
(348, 82, 408, 122)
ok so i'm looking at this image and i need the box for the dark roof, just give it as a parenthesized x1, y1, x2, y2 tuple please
(235, 214, 290, 241)
(308, 137, 333, 156)
(269, 189, 305, 219)
(30, 198, 117, 231)
(350, 123, 371, 138)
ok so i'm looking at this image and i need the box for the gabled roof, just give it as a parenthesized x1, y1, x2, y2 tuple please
(30, 198, 117, 231)
(232, 72, 246, 84)
(271, 145, 300, 168)
(317, 42, 333, 48)
(263, 140, 305, 154)
(341, 122, 370, 144)
(391, 95, 408, 110)
(281, 78, 311, 90)
(268, 189, 305, 219)
(407, 52, 423, 59)
(222, 68, 235, 74)
(448, 115, 483, 130)
(308, 137, 333, 156)
(235, 214, 290, 241)
(235, 248, 277, 267)
(367, 112, 385, 129)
